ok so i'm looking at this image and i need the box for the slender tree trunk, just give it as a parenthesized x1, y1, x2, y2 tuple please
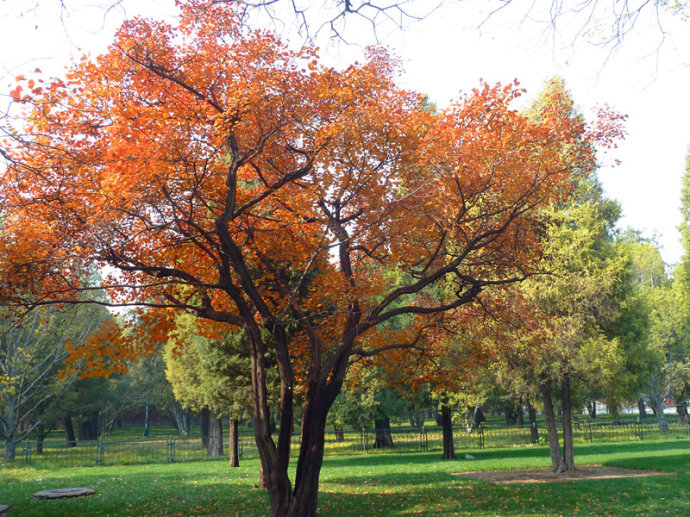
(64, 416, 76, 447)
(229, 418, 240, 467)
(527, 401, 539, 444)
(334, 426, 344, 442)
(441, 403, 455, 460)
(143, 404, 151, 437)
(561, 376, 574, 471)
(207, 411, 223, 457)
(638, 399, 646, 420)
(374, 416, 394, 448)
(36, 423, 49, 455)
(541, 380, 565, 473)
(200, 408, 210, 448)
(676, 403, 688, 425)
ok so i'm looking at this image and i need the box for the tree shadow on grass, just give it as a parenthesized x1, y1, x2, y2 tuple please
(6, 456, 690, 517)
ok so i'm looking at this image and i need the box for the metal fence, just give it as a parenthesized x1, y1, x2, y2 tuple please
(5, 419, 690, 468)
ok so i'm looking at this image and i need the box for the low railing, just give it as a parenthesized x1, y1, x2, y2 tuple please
(4, 419, 689, 468)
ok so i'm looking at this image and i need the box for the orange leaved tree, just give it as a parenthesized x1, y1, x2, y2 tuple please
(0, 3, 623, 515)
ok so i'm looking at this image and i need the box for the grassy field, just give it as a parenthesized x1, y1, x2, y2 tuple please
(2, 438, 689, 516)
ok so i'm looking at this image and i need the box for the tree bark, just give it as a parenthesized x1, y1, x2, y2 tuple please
(527, 401, 539, 444)
(334, 426, 344, 442)
(541, 380, 565, 473)
(64, 416, 76, 447)
(36, 423, 49, 455)
(78, 413, 98, 441)
(200, 408, 210, 449)
(285, 381, 336, 517)
(647, 392, 668, 432)
(606, 399, 620, 423)
(441, 403, 455, 460)
(561, 376, 574, 471)
(4, 440, 17, 462)
(676, 403, 688, 425)
(168, 407, 190, 436)
(374, 416, 394, 448)
(207, 411, 223, 457)
(637, 399, 646, 420)
(229, 418, 240, 467)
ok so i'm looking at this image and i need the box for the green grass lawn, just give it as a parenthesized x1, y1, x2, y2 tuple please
(2, 439, 689, 516)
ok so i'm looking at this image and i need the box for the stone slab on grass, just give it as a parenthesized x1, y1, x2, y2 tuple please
(33, 487, 95, 499)
(0, 504, 10, 513)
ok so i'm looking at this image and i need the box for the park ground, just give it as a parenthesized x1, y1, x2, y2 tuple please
(1, 438, 689, 516)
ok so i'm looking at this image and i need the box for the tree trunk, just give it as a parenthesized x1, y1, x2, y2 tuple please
(207, 411, 223, 457)
(676, 403, 688, 425)
(334, 426, 344, 442)
(284, 377, 342, 517)
(229, 418, 240, 467)
(441, 403, 455, 460)
(527, 401, 539, 444)
(168, 407, 190, 436)
(78, 413, 98, 441)
(515, 405, 524, 426)
(647, 392, 668, 432)
(143, 404, 151, 437)
(638, 399, 646, 420)
(36, 423, 48, 455)
(474, 406, 485, 428)
(434, 408, 443, 426)
(607, 399, 620, 424)
(200, 408, 210, 448)
(586, 400, 597, 419)
(374, 416, 394, 448)
(541, 380, 565, 473)
(4, 440, 17, 462)
(561, 376, 574, 471)
(258, 463, 267, 489)
(64, 416, 76, 447)
(504, 405, 515, 425)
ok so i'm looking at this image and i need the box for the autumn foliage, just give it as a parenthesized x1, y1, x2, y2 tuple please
(0, 3, 625, 515)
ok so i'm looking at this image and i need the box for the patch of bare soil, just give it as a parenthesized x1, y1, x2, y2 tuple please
(453, 465, 675, 485)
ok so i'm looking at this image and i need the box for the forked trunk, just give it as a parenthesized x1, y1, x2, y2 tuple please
(561, 376, 574, 471)
(541, 380, 565, 473)
(441, 402, 455, 460)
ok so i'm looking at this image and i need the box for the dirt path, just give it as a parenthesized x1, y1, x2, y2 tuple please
(453, 465, 675, 485)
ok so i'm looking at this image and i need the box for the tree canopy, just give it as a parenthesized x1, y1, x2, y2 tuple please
(0, 3, 625, 515)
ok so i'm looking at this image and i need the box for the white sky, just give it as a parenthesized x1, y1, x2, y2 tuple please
(1, 0, 688, 264)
